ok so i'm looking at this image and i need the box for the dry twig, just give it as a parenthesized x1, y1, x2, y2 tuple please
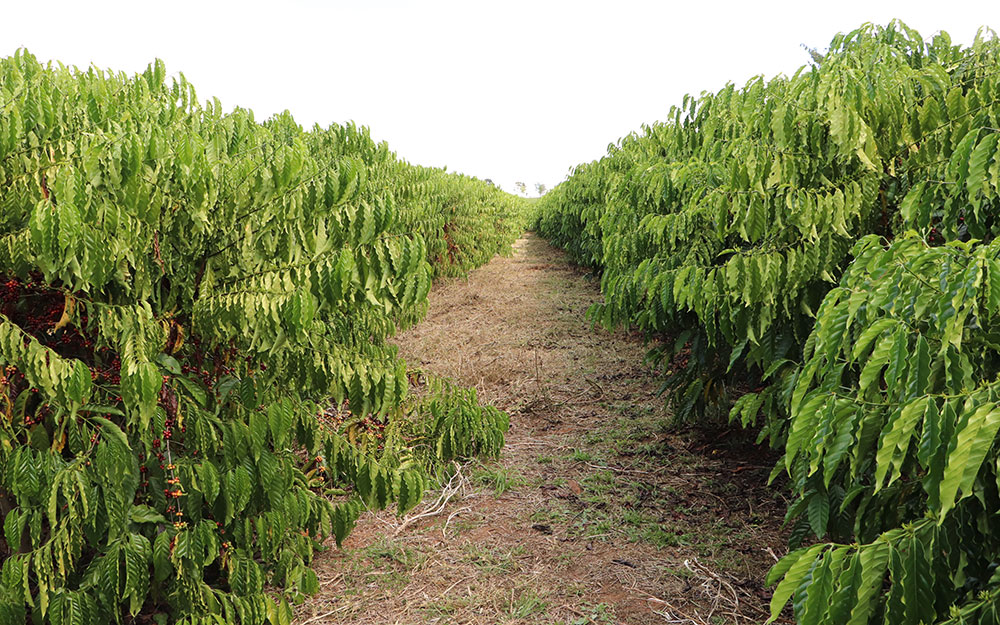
(394, 463, 469, 536)
(443, 506, 472, 538)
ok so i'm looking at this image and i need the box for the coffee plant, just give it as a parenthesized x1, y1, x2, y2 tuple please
(0, 50, 523, 624)
(534, 21, 1000, 624)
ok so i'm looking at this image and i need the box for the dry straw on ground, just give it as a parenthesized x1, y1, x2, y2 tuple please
(296, 234, 786, 625)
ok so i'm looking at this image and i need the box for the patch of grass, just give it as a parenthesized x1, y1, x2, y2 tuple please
(508, 587, 549, 619)
(529, 504, 573, 525)
(567, 448, 593, 462)
(422, 595, 469, 619)
(583, 429, 608, 446)
(580, 470, 615, 496)
(537, 454, 555, 464)
(472, 462, 529, 496)
(621, 509, 647, 526)
(630, 439, 674, 458)
(337, 537, 425, 595)
(636, 524, 684, 548)
(355, 536, 425, 570)
(583, 519, 615, 540)
(565, 603, 616, 624)
(462, 543, 525, 574)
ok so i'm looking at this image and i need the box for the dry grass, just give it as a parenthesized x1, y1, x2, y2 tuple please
(296, 233, 786, 624)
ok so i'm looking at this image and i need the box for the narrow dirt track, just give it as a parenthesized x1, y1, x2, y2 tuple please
(297, 233, 786, 625)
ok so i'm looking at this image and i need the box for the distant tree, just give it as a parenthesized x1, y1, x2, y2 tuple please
(515, 181, 527, 195)
(484, 178, 494, 186)
(535, 183, 547, 196)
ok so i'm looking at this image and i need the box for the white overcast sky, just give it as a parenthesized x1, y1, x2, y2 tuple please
(0, 1, 996, 195)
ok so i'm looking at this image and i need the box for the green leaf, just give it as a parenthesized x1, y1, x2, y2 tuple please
(851, 319, 897, 360)
(197, 461, 220, 504)
(858, 332, 894, 393)
(767, 544, 826, 623)
(396, 469, 423, 515)
(268, 400, 294, 449)
(174, 375, 207, 408)
(249, 411, 268, 460)
(938, 403, 1000, 518)
(905, 336, 931, 399)
(152, 531, 172, 583)
(968, 133, 999, 205)
(899, 182, 927, 225)
(90, 416, 131, 450)
(154, 353, 182, 375)
(129, 505, 167, 525)
(875, 397, 929, 491)
(66, 360, 92, 404)
(257, 452, 282, 505)
(123, 533, 151, 615)
(807, 491, 830, 537)
(900, 534, 936, 625)
(332, 501, 359, 547)
(846, 541, 890, 625)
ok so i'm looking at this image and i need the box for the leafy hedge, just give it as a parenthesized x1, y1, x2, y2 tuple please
(533, 22, 1000, 624)
(0, 50, 523, 624)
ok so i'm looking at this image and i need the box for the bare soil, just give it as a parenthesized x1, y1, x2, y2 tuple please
(296, 233, 787, 625)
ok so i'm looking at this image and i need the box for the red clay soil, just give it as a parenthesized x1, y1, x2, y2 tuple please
(295, 233, 787, 625)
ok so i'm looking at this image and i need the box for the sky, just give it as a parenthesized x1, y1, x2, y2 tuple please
(0, 1, 996, 196)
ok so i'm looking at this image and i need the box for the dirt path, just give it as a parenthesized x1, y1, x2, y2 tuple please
(297, 233, 786, 625)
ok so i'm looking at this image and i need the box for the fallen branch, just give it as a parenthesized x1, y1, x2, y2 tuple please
(674, 558, 770, 624)
(443, 506, 472, 538)
(394, 462, 469, 536)
(298, 610, 337, 625)
(684, 558, 741, 623)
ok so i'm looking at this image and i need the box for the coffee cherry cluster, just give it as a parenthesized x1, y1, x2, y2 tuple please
(180, 336, 240, 390)
(0, 274, 123, 385)
(0, 366, 27, 405)
(321, 401, 388, 447)
(1, 274, 77, 345)
(1, 275, 262, 556)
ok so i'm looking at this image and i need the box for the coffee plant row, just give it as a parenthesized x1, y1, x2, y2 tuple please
(0, 50, 525, 624)
(534, 22, 1000, 625)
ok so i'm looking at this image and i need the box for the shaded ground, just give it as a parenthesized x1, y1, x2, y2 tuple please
(296, 233, 787, 625)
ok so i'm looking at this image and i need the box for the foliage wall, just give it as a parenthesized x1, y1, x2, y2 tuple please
(0, 51, 524, 624)
(534, 22, 1000, 624)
